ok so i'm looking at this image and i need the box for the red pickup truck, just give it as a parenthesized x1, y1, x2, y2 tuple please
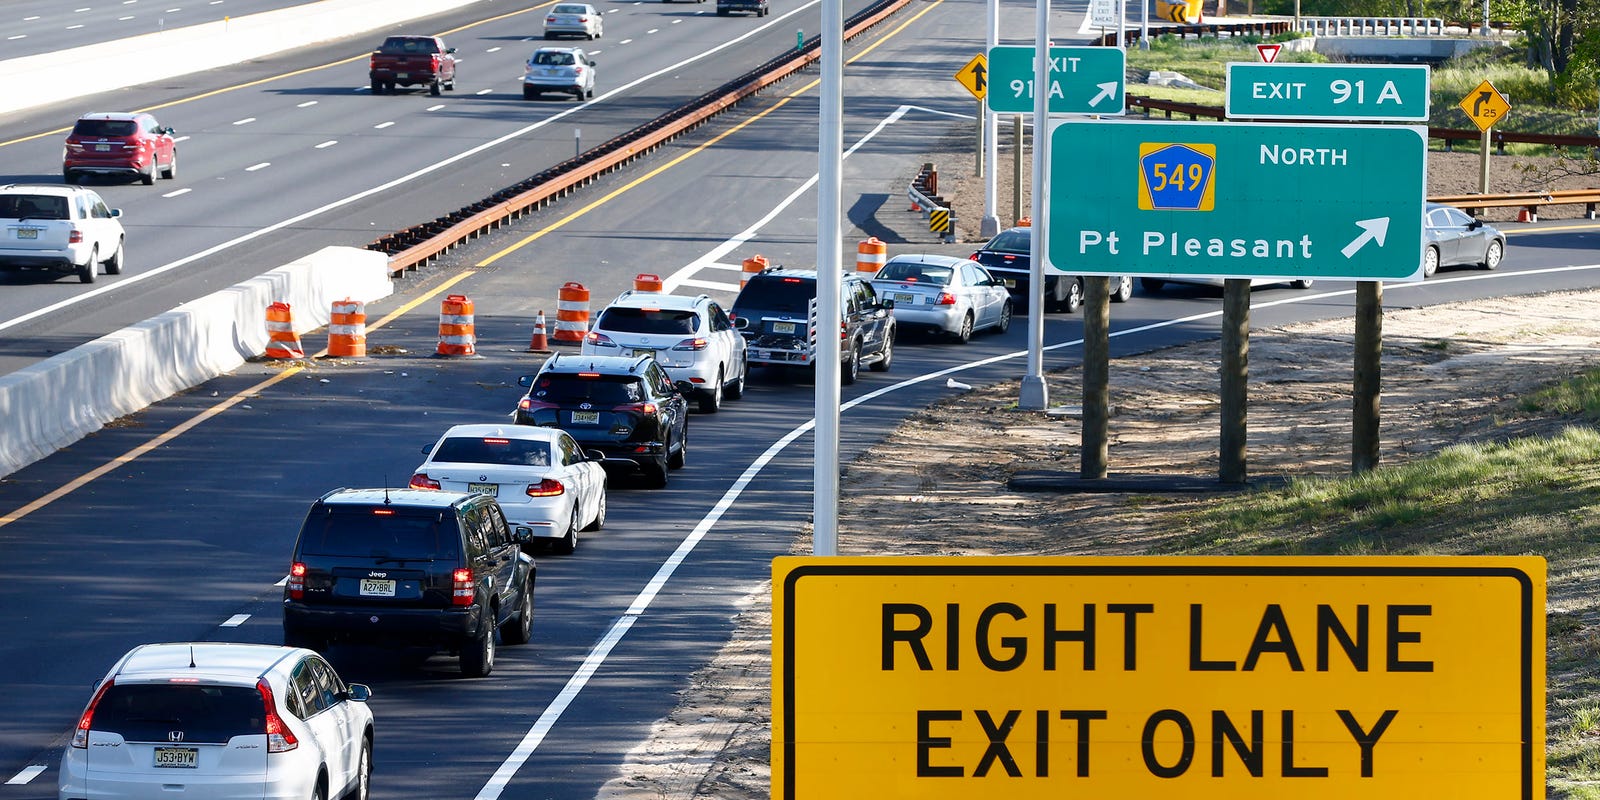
(369, 35, 458, 96)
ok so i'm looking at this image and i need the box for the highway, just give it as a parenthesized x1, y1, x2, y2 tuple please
(4, 0, 1600, 798)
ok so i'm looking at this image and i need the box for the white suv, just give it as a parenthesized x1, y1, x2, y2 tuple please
(0, 184, 125, 284)
(582, 290, 748, 412)
(59, 642, 374, 800)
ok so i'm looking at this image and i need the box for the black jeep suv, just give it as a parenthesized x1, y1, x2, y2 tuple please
(513, 354, 690, 488)
(730, 267, 895, 384)
(282, 488, 537, 678)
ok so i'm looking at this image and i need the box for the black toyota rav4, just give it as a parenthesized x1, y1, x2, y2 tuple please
(729, 266, 896, 384)
(282, 488, 537, 678)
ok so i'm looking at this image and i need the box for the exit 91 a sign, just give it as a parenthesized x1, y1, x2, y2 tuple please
(772, 557, 1545, 800)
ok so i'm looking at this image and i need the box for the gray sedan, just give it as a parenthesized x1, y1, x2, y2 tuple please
(871, 254, 1010, 343)
(1423, 201, 1506, 277)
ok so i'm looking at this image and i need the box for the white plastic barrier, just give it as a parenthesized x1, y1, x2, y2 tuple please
(0, 246, 392, 478)
(0, 0, 484, 116)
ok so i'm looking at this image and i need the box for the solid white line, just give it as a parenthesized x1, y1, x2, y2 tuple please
(220, 614, 250, 627)
(5, 765, 45, 785)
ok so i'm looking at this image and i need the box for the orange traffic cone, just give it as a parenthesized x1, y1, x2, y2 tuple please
(528, 310, 550, 352)
(1517, 208, 1533, 222)
(264, 302, 304, 359)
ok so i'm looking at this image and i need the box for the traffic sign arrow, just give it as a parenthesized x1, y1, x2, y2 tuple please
(972, 63, 987, 94)
(1088, 81, 1118, 108)
(1472, 90, 1492, 117)
(1341, 217, 1390, 258)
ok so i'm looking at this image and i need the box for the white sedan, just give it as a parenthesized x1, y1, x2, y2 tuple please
(544, 3, 603, 40)
(870, 253, 1011, 343)
(410, 423, 606, 554)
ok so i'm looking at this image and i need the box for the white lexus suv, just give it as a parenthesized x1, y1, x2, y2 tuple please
(59, 642, 374, 800)
(581, 289, 748, 412)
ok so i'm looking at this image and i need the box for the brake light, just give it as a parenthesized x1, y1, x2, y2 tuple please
(259, 679, 298, 753)
(672, 337, 709, 351)
(781, 277, 802, 283)
(71, 679, 114, 748)
(585, 331, 616, 348)
(547, 15, 557, 21)
(429, 54, 442, 70)
(288, 562, 306, 599)
(577, 372, 601, 378)
(372, 508, 394, 516)
(409, 474, 441, 490)
(452, 568, 474, 606)
(519, 398, 559, 412)
(621, 402, 658, 415)
(483, 437, 509, 444)
(69, 229, 83, 244)
(968, 253, 980, 261)
(369, 55, 378, 70)
(526, 479, 565, 497)
(935, 292, 957, 305)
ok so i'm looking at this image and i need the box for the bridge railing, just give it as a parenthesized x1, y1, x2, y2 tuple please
(1295, 16, 1447, 36)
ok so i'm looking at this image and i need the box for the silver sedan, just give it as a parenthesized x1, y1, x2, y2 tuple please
(544, 3, 603, 39)
(1423, 201, 1506, 277)
(871, 254, 1011, 343)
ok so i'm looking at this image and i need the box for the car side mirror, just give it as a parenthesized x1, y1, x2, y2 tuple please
(1467, 218, 1483, 230)
(674, 380, 695, 395)
(882, 298, 895, 310)
(446, 47, 457, 54)
(586, 449, 607, 462)
(109, 208, 122, 218)
(346, 684, 372, 702)
(509, 529, 533, 544)
(733, 317, 749, 330)
(164, 127, 176, 135)
(517, 375, 535, 388)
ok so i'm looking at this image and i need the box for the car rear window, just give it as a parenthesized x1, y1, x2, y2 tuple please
(875, 262, 953, 285)
(92, 683, 263, 744)
(298, 509, 461, 560)
(529, 374, 643, 405)
(983, 230, 1031, 255)
(71, 119, 138, 138)
(532, 50, 576, 66)
(379, 37, 434, 54)
(432, 436, 551, 467)
(596, 307, 699, 335)
(0, 195, 68, 220)
(553, 4, 588, 12)
(733, 276, 816, 313)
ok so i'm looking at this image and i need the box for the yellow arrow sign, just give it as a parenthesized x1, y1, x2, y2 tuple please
(954, 54, 987, 100)
(1458, 79, 1510, 132)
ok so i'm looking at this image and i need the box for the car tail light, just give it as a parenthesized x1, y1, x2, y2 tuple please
(409, 474, 441, 490)
(968, 253, 980, 261)
(69, 229, 83, 244)
(547, 15, 557, 21)
(452, 568, 474, 606)
(369, 55, 378, 70)
(573, 66, 586, 75)
(620, 402, 658, 415)
(672, 337, 708, 351)
(585, 331, 616, 348)
(518, 398, 559, 412)
(71, 679, 114, 748)
(259, 679, 298, 753)
(526, 479, 565, 497)
(429, 54, 442, 71)
(288, 562, 306, 599)
(935, 292, 957, 305)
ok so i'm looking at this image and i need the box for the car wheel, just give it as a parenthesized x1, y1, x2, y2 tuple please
(1140, 277, 1165, 293)
(311, 780, 326, 800)
(669, 427, 687, 469)
(460, 621, 495, 677)
(62, 168, 76, 184)
(1290, 279, 1315, 289)
(524, 86, 538, 100)
(370, 79, 383, 94)
(1481, 239, 1503, 270)
(430, 80, 442, 96)
(162, 152, 177, 180)
(1111, 275, 1133, 302)
(993, 301, 1012, 334)
(78, 248, 97, 284)
(1064, 278, 1084, 314)
(553, 506, 578, 555)
(582, 486, 606, 531)
(841, 343, 860, 385)
(445, 78, 456, 91)
(725, 356, 747, 399)
(643, 457, 669, 488)
(699, 369, 723, 413)
(502, 579, 534, 643)
(869, 329, 893, 372)
(385, 81, 396, 94)
(103, 240, 123, 275)
(954, 312, 974, 344)
(717, 7, 729, 13)
(351, 737, 372, 800)
(586, 86, 594, 99)
(140, 163, 155, 186)
(1422, 245, 1439, 278)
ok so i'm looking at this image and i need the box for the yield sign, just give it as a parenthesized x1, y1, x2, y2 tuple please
(954, 53, 987, 100)
(1257, 43, 1282, 62)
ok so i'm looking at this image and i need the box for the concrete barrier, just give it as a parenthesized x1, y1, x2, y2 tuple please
(0, 246, 392, 478)
(0, 0, 485, 116)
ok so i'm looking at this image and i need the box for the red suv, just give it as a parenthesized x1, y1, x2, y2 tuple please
(62, 112, 177, 186)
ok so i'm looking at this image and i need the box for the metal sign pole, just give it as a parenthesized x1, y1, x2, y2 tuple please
(1020, 0, 1050, 411)
(981, 0, 1000, 238)
(813, 0, 843, 556)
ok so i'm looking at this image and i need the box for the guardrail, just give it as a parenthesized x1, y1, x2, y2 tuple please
(368, 0, 913, 275)
(1089, 20, 1291, 47)
(906, 162, 956, 243)
(1296, 16, 1446, 36)
(1428, 189, 1600, 221)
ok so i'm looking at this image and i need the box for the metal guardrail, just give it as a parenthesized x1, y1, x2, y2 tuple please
(1089, 20, 1291, 47)
(368, 0, 914, 274)
(906, 162, 955, 243)
(1296, 16, 1446, 36)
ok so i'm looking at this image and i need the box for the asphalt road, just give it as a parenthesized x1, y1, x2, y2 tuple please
(4, 1, 1600, 799)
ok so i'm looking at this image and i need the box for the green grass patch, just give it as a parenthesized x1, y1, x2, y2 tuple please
(1522, 371, 1600, 420)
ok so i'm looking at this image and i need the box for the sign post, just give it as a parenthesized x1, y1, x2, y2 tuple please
(774, 556, 1547, 799)
(1458, 79, 1510, 194)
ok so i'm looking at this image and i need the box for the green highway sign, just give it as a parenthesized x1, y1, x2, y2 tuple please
(1047, 119, 1426, 282)
(986, 45, 1125, 115)
(1225, 63, 1431, 121)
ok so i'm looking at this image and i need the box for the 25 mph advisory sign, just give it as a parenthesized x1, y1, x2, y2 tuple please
(772, 557, 1545, 800)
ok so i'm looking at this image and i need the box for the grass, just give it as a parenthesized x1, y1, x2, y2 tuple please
(1147, 368, 1600, 794)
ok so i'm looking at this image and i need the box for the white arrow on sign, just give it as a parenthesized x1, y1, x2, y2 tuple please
(1341, 217, 1390, 258)
(1088, 82, 1118, 108)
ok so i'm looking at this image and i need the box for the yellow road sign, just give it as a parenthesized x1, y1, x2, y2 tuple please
(954, 54, 987, 100)
(773, 555, 1546, 800)
(1458, 80, 1510, 131)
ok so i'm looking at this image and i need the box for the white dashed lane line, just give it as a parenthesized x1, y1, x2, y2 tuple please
(297, 100, 318, 108)
(245, 163, 270, 171)
(374, 121, 395, 129)
(232, 117, 255, 126)
(221, 614, 250, 627)
(162, 188, 191, 198)
(5, 765, 45, 785)
(426, 104, 446, 111)
(315, 140, 337, 149)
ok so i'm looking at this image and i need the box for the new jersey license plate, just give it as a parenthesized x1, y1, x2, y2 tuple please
(359, 578, 395, 597)
(772, 322, 795, 334)
(16, 228, 38, 239)
(153, 747, 197, 768)
(467, 482, 498, 496)
(570, 411, 600, 425)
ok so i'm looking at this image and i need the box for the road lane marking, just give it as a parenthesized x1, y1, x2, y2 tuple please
(162, 188, 191, 197)
(315, 140, 337, 148)
(5, 766, 45, 785)
(221, 614, 250, 627)
(245, 162, 270, 171)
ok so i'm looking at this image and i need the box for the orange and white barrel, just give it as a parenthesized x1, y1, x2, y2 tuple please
(1016, 216, 1033, 227)
(554, 282, 590, 343)
(327, 299, 367, 358)
(855, 237, 887, 274)
(437, 294, 477, 357)
(740, 254, 769, 288)
(633, 273, 663, 292)
(264, 302, 304, 359)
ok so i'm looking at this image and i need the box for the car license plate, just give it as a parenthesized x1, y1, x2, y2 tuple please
(396, 72, 409, 80)
(359, 578, 395, 597)
(467, 482, 497, 496)
(16, 228, 38, 239)
(570, 411, 600, 425)
(153, 747, 197, 768)
(1003, 279, 1017, 288)
(772, 322, 795, 334)
(893, 292, 916, 304)
(95, 144, 110, 152)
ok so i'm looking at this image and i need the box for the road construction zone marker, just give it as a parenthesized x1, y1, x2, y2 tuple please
(929, 208, 952, 237)
(634, 273, 664, 292)
(856, 237, 887, 274)
(742, 255, 770, 287)
(436, 294, 477, 357)
(555, 282, 590, 343)
(529, 310, 550, 352)
(264, 302, 304, 359)
(327, 299, 367, 358)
